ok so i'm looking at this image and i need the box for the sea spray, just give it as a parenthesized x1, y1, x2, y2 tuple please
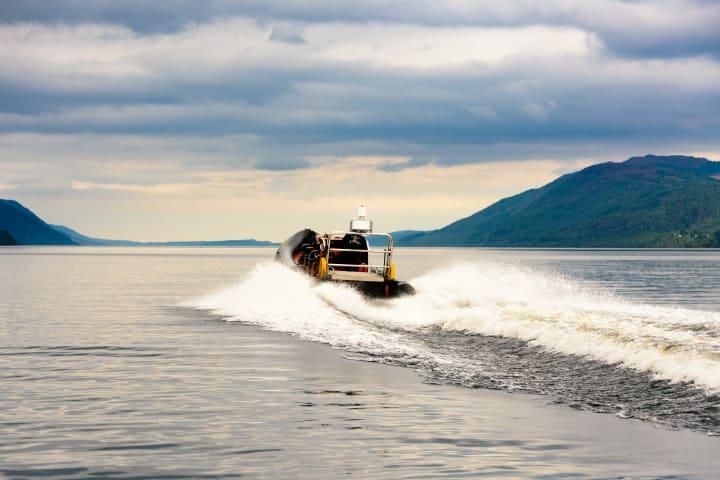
(323, 263, 720, 392)
(189, 262, 720, 392)
(186, 263, 432, 361)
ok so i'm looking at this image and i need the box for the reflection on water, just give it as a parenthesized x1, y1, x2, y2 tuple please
(1, 247, 720, 479)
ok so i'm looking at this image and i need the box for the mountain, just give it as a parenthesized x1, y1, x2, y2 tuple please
(50, 224, 277, 247)
(0, 199, 277, 246)
(0, 199, 74, 245)
(399, 155, 720, 248)
(0, 230, 17, 245)
(50, 224, 137, 246)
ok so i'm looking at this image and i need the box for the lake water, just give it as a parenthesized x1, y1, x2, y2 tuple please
(1, 247, 720, 479)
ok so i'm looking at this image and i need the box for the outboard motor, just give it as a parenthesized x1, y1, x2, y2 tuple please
(275, 229, 317, 268)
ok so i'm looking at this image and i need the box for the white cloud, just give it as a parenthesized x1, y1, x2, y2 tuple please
(311, 24, 593, 68)
(0, 19, 595, 84)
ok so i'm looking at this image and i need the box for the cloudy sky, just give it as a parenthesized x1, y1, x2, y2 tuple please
(1, 0, 719, 241)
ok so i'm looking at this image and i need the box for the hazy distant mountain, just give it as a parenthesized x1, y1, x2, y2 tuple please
(50, 224, 138, 246)
(399, 155, 720, 248)
(0, 199, 277, 246)
(0, 199, 74, 245)
(50, 224, 277, 247)
(0, 230, 17, 245)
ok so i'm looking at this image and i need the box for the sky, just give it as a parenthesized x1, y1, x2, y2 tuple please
(1, 0, 720, 241)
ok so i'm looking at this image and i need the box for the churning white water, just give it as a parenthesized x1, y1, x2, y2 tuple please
(189, 262, 720, 393)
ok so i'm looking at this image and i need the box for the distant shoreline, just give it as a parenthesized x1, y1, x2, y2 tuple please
(4, 244, 720, 251)
(0, 243, 279, 248)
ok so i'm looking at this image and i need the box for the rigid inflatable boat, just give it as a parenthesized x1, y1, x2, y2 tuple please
(275, 207, 415, 298)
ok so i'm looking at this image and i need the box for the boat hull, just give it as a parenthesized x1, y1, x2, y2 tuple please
(275, 229, 415, 299)
(351, 280, 416, 298)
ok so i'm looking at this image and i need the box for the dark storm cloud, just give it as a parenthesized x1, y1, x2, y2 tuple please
(0, 0, 217, 34)
(1, 52, 717, 152)
(0, 68, 306, 116)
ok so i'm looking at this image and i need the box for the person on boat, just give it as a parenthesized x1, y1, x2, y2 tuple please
(329, 233, 369, 271)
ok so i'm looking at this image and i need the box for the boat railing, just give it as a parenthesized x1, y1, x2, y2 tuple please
(327, 248, 391, 254)
(325, 232, 394, 278)
(327, 263, 390, 270)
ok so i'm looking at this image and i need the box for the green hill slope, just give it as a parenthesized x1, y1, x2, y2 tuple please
(401, 155, 720, 247)
(0, 200, 74, 245)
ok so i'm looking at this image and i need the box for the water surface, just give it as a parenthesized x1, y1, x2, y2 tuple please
(2, 247, 720, 479)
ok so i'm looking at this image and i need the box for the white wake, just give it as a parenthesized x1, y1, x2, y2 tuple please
(188, 262, 720, 392)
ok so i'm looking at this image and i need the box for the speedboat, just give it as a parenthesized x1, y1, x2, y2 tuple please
(275, 207, 415, 298)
